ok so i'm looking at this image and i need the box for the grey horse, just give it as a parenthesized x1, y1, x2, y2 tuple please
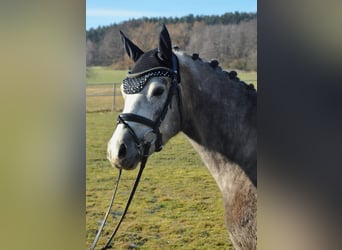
(107, 25, 257, 250)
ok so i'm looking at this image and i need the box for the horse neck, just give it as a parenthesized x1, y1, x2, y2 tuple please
(177, 53, 257, 189)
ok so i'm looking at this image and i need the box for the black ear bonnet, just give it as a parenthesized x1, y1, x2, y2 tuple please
(123, 67, 174, 94)
(122, 50, 180, 95)
(130, 49, 172, 74)
(118, 25, 183, 153)
(120, 24, 180, 95)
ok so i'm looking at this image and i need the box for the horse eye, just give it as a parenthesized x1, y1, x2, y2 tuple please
(152, 87, 165, 97)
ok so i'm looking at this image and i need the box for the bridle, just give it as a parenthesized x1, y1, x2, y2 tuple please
(90, 53, 182, 250)
(118, 53, 182, 153)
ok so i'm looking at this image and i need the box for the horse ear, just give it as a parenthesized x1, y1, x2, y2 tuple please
(119, 30, 144, 62)
(158, 24, 172, 61)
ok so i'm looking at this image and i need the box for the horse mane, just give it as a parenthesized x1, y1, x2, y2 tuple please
(173, 48, 256, 93)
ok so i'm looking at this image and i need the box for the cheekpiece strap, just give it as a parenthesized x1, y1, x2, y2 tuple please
(123, 67, 173, 94)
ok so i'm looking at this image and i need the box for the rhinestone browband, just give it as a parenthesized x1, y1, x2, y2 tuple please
(122, 67, 173, 94)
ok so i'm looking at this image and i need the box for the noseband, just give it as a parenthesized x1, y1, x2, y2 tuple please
(117, 53, 182, 155)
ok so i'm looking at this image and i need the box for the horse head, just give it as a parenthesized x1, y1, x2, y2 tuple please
(107, 25, 182, 170)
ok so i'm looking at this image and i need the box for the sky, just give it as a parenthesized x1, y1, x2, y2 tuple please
(86, 0, 257, 30)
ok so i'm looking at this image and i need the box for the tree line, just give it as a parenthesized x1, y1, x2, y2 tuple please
(87, 12, 257, 70)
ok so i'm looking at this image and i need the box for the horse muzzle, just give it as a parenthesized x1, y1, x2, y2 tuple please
(107, 125, 159, 170)
(107, 131, 141, 170)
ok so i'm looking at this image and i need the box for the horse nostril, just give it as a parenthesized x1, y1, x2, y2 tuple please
(118, 143, 127, 159)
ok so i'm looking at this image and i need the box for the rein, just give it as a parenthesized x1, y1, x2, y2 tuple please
(90, 144, 151, 250)
(90, 54, 182, 250)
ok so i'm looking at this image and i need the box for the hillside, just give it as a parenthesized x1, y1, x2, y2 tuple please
(86, 12, 257, 70)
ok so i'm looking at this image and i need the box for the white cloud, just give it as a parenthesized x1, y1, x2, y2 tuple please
(86, 9, 157, 18)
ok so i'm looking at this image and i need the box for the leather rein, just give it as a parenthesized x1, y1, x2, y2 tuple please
(90, 54, 182, 250)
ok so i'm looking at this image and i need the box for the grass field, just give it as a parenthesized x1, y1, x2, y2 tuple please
(86, 112, 233, 249)
(86, 84, 124, 112)
(87, 67, 127, 84)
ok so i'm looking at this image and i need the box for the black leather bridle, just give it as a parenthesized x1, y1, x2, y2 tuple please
(117, 53, 182, 155)
(90, 54, 182, 250)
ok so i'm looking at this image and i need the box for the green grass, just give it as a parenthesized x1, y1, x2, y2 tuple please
(87, 67, 128, 84)
(86, 85, 124, 112)
(86, 112, 234, 249)
(235, 71, 257, 85)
